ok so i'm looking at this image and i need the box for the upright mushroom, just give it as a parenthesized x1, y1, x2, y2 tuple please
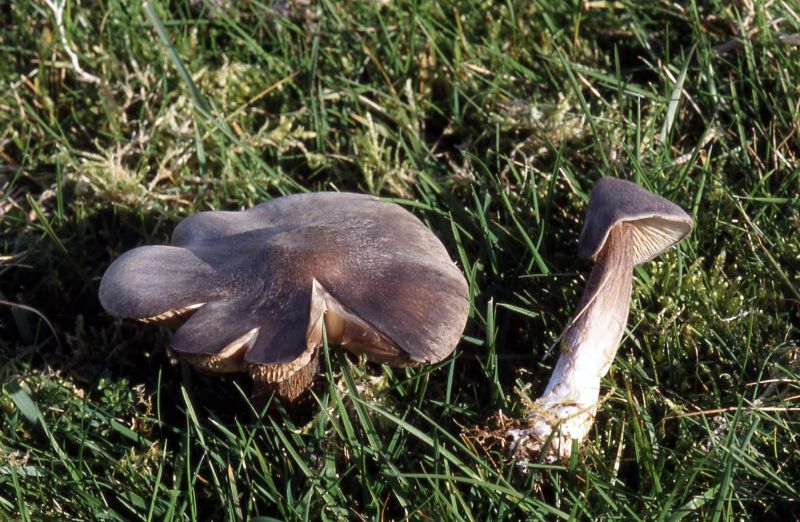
(99, 192, 470, 403)
(507, 177, 693, 462)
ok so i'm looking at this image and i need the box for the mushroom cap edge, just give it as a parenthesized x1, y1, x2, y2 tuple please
(577, 177, 693, 264)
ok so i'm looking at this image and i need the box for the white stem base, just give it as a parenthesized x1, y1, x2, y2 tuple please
(506, 343, 603, 462)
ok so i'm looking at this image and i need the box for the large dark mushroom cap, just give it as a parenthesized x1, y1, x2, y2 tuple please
(577, 177, 693, 264)
(99, 192, 469, 379)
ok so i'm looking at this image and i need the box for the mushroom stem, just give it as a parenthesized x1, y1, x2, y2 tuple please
(508, 224, 634, 462)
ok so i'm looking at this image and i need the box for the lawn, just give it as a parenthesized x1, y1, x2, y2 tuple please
(2, 0, 799, 519)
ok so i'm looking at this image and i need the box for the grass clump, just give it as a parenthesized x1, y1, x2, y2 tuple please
(2, 0, 799, 519)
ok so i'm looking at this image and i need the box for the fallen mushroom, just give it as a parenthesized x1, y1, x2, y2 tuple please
(507, 177, 693, 462)
(99, 192, 469, 403)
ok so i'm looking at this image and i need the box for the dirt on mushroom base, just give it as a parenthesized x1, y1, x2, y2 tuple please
(462, 410, 536, 465)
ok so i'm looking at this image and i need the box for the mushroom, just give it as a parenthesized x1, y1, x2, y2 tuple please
(99, 192, 470, 403)
(507, 177, 693, 462)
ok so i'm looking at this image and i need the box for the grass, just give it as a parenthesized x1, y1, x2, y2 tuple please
(1, 0, 799, 519)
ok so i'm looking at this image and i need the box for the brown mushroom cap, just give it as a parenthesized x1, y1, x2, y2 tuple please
(99, 192, 470, 389)
(577, 177, 693, 265)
